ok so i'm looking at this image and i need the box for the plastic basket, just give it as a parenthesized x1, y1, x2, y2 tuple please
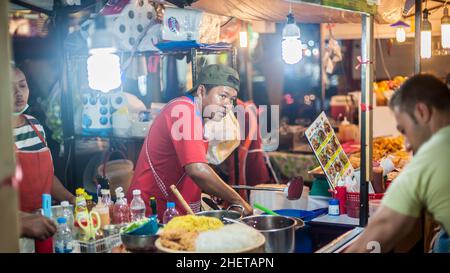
(74, 233, 122, 253)
(346, 192, 384, 218)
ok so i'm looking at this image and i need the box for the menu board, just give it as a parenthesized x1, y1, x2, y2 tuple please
(305, 112, 354, 190)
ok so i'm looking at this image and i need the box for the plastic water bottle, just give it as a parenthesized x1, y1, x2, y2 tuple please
(54, 217, 73, 253)
(130, 189, 146, 222)
(115, 187, 127, 203)
(60, 201, 74, 231)
(101, 189, 114, 220)
(113, 192, 130, 224)
(162, 202, 179, 224)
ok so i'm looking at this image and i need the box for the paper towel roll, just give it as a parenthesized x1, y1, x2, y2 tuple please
(110, 92, 128, 110)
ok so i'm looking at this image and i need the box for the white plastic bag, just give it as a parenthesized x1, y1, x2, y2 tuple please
(204, 110, 240, 165)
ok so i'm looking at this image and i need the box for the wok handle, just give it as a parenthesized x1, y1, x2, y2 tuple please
(170, 185, 194, 215)
(226, 204, 244, 217)
(232, 185, 284, 192)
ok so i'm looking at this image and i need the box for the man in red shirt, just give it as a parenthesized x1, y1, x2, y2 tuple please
(127, 64, 253, 219)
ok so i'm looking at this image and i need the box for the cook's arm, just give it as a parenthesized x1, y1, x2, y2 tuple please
(185, 162, 253, 216)
(51, 176, 76, 205)
(19, 211, 57, 240)
(344, 205, 418, 253)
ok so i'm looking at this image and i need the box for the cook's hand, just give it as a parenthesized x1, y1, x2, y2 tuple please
(20, 214, 57, 241)
(241, 202, 253, 216)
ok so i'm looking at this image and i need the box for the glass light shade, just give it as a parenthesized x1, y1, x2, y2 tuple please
(396, 27, 406, 43)
(420, 30, 432, 59)
(282, 37, 303, 64)
(442, 7, 450, 49)
(87, 52, 122, 92)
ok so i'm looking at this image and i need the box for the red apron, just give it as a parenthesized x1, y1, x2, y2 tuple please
(144, 97, 203, 217)
(16, 116, 54, 213)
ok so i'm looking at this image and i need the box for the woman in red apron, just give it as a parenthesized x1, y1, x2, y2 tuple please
(12, 66, 75, 213)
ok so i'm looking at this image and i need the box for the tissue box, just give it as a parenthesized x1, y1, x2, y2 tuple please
(162, 7, 202, 41)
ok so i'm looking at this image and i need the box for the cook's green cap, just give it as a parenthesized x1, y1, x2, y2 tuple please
(187, 64, 240, 93)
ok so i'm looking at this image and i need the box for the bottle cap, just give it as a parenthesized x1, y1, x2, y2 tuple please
(329, 199, 339, 206)
(76, 188, 85, 195)
(60, 201, 70, 207)
(167, 202, 175, 208)
(115, 187, 123, 194)
(57, 217, 67, 224)
(133, 189, 141, 195)
(341, 117, 350, 125)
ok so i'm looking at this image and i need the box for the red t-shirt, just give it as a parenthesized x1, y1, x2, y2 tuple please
(127, 96, 208, 219)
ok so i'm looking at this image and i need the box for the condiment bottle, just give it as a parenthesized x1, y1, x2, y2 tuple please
(328, 199, 340, 216)
(338, 117, 358, 143)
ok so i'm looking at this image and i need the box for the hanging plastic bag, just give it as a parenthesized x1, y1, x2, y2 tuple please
(204, 110, 240, 165)
(41, 81, 63, 143)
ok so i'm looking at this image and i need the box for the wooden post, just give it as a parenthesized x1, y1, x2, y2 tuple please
(0, 0, 20, 252)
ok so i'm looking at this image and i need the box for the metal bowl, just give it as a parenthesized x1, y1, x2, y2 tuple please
(196, 210, 242, 224)
(102, 224, 125, 237)
(196, 204, 244, 224)
(120, 233, 159, 253)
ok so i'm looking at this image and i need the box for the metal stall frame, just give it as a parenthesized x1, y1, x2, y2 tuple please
(294, 1, 376, 226)
(8, 0, 376, 225)
(359, 14, 374, 227)
(62, 45, 238, 191)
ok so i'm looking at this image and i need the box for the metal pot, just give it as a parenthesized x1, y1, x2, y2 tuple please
(240, 215, 296, 253)
(196, 204, 243, 224)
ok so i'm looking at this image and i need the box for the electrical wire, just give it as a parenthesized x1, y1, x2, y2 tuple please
(221, 17, 234, 27)
(64, 138, 72, 189)
(375, 25, 392, 80)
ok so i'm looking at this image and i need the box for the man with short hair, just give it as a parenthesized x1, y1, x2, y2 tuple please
(127, 64, 252, 219)
(346, 74, 450, 253)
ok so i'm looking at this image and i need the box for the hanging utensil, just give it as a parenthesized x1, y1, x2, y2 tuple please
(232, 177, 304, 200)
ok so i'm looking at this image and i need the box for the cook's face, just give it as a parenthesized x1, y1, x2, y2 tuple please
(201, 85, 237, 121)
(393, 107, 431, 154)
(12, 69, 29, 113)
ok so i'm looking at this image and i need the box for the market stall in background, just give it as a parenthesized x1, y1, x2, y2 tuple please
(1, 0, 449, 253)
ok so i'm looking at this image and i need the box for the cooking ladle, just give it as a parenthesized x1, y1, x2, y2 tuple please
(232, 177, 304, 200)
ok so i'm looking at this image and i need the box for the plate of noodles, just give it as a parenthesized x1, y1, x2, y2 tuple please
(155, 215, 265, 253)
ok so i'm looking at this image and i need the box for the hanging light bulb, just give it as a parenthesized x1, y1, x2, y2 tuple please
(396, 27, 406, 42)
(441, 6, 450, 49)
(421, 9, 432, 59)
(282, 13, 302, 64)
(87, 16, 121, 93)
(390, 20, 409, 43)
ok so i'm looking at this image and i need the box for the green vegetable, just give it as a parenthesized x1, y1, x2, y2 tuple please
(122, 218, 150, 234)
